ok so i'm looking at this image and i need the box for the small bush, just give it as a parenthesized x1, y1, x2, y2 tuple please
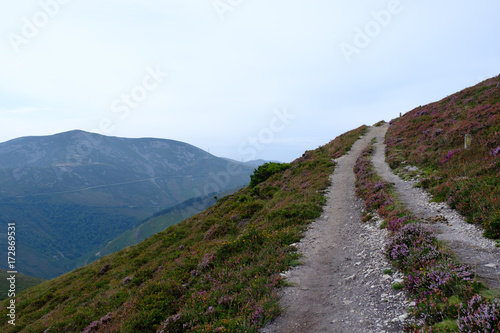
(249, 162, 291, 188)
(457, 295, 500, 332)
(392, 283, 403, 290)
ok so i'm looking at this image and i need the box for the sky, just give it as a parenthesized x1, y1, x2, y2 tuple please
(0, 0, 499, 163)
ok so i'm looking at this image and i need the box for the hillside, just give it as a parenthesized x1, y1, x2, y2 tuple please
(1, 76, 499, 332)
(0, 131, 255, 279)
(0, 270, 45, 301)
(0, 124, 368, 332)
(386, 75, 500, 238)
(80, 194, 218, 264)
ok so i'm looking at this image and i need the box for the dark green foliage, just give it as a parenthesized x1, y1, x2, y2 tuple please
(0, 130, 255, 279)
(249, 162, 291, 188)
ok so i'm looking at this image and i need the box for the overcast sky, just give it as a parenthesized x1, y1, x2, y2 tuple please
(1, 0, 499, 162)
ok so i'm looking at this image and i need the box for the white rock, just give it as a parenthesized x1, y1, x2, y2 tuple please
(345, 274, 356, 281)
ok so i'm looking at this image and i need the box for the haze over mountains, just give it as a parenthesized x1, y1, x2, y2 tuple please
(0, 130, 257, 279)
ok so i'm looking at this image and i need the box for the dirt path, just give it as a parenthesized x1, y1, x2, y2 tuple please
(371, 126, 500, 290)
(261, 126, 409, 333)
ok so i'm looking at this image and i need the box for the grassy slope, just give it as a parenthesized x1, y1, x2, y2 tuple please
(0, 271, 45, 301)
(76, 195, 219, 266)
(354, 140, 500, 332)
(0, 126, 368, 333)
(385, 75, 500, 238)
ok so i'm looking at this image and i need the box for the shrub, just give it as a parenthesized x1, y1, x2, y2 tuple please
(457, 295, 500, 332)
(249, 162, 291, 188)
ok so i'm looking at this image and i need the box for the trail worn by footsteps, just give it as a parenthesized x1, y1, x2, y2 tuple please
(261, 126, 408, 333)
(371, 126, 500, 290)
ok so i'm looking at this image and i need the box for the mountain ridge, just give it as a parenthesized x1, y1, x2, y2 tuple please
(0, 130, 255, 279)
(0, 75, 499, 331)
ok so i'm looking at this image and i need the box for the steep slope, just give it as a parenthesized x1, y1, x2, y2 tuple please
(81, 195, 218, 264)
(0, 270, 45, 301)
(386, 74, 500, 238)
(0, 126, 368, 332)
(0, 130, 254, 279)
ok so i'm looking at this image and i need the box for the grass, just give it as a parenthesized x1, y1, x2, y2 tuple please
(0, 270, 45, 301)
(0, 127, 367, 332)
(392, 283, 404, 290)
(385, 75, 500, 239)
(354, 140, 500, 332)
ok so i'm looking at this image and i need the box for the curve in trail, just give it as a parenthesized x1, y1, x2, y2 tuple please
(262, 126, 407, 333)
(371, 126, 500, 290)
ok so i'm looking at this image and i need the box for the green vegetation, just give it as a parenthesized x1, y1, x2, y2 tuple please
(385, 75, 500, 238)
(249, 162, 291, 188)
(392, 283, 403, 290)
(0, 127, 368, 332)
(355, 140, 500, 332)
(373, 120, 387, 127)
(78, 195, 218, 264)
(0, 130, 255, 279)
(0, 270, 45, 300)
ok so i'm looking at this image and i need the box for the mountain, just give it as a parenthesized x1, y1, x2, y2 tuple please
(1, 76, 498, 332)
(78, 194, 219, 265)
(0, 130, 255, 279)
(0, 123, 368, 332)
(221, 158, 278, 168)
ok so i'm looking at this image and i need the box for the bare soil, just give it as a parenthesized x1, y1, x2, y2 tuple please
(261, 124, 500, 333)
(371, 127, 500, 290)
(261, 126, 409, 333)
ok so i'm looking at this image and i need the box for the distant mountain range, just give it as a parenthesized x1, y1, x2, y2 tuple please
(0, 130, 259, 279)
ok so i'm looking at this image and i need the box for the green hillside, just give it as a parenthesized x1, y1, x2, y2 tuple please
(1, 75, 499, 332)
(0, 125, 368, 332)
(79, 195, 219, 264)
(0, 270, 45, 301)
(0, 131, 255, 279)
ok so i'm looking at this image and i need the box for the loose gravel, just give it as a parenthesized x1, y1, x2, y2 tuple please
(261, 124, 500, 333)
(261, 126, 409, 333)
(371, 126, 500, 290)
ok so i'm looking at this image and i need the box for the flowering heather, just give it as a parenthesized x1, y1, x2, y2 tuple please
(458, 295, 500, 332)
(491, 146, 500, 157)
(354, 142, 411, 230)
(354, 140, 499, 332)
(0, 125, 369, 332)
(386, 75, 500, 239)
(440, 149, 461, 164)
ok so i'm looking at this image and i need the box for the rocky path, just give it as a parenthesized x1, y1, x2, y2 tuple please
(261, 126, 409, 333)
(371, 127, 500, 290)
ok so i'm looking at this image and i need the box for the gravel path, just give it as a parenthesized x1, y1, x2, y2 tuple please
(371, 125, 500, 290)
(261, 126, 409, 333)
